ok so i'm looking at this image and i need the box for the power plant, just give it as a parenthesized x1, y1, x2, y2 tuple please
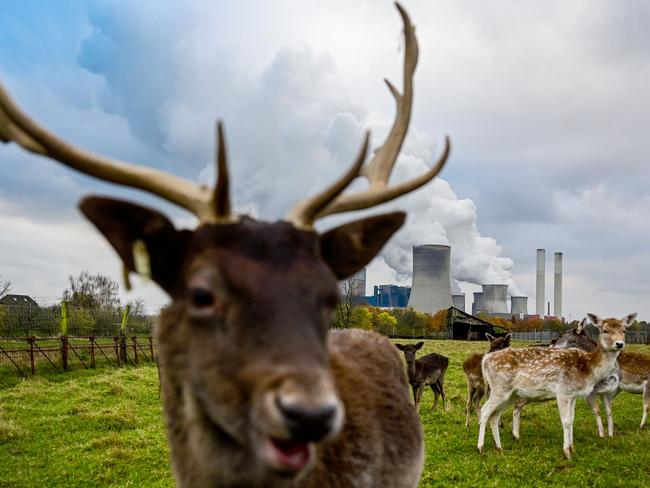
(471, 292, 483, 315)
(407, 245, 452, 314)
(452, 294, 465, 312)
(536, 249, 545, 316)
(350, 244, 563, 321)
(511, 296, 528, 316)
(554, 252, 563, 318)
(481, 284, 509, 313)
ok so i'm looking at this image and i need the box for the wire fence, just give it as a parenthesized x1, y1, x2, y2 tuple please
(0, 303, 154, 337)
(0, 334, 157, 376)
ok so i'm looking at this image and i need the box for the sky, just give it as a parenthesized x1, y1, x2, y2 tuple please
(1, 0, 649, 320)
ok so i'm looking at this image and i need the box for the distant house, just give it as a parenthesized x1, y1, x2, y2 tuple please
(0, 294, 39, 308)
(446, 307, 509, 340)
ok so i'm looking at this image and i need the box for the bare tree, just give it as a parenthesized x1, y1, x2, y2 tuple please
(0, 276, 12, 299)
(62, 271, 120, 310)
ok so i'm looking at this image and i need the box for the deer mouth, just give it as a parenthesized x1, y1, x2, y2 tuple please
(260, 436, 314, 473)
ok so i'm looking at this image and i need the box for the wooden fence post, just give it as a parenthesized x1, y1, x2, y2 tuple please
(89, 336, 96, 368)
(148, 336, 154, 362)
(60, 335, 68, 371)
(132, 336, 138, 364)
(114, 336, 121, 366)
(119, 305, 130, 366)
(60, 301, 69, 336)
(28, 336, 36, 375)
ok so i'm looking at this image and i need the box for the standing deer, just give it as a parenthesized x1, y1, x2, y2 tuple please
(395, 342, 449, 413)
(0, 4, 451, 487)
(548, 316, 650, 437)
(510, 318, 621, 441)
(478, 313, 635, 460)
(463, 333, 511, 428)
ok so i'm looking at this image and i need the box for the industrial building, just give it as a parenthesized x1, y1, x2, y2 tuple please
(407, 245, 453, 314)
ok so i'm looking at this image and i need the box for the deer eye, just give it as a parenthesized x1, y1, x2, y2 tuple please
(189, 287, 215, 308)
(602, 329, 609, 335)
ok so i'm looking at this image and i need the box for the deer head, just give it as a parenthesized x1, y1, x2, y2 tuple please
(485, 333, 511, 352)
(0, 3, 449, 485)
(587, 313, 636, 352)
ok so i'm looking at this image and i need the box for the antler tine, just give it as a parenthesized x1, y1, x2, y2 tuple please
(287, 131, 370, 229)
(286, 2, 451, 228)
(0, 81, 219, 223)
(360, 1, 418, 186)
(212, 121, 232, 220)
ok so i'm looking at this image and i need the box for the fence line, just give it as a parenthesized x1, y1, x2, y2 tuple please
(0, 334, 157, 376)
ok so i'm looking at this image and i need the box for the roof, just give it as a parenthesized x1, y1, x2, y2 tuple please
(446, 306, 511, 332)
(0, 294, 39, 307)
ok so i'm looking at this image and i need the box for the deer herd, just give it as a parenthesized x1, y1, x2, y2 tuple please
(1, 2, 648, 487)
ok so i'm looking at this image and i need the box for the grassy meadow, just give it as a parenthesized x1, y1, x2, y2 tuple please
(1, 339, 650, 487)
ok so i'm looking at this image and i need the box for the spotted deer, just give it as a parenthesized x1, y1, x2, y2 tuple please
(395, 342, 449, 413)
(478, 313, 635, 460)
(549, 315, 650, 437)
(463, 333, 511, 428)
(0, 4, 451, 487)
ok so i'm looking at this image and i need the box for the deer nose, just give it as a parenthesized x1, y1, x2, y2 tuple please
(275, 397, 338, 442)
(615, 341, 625, 349)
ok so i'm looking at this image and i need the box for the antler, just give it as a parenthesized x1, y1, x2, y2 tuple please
(288, 2, 451, 230)
(0, 83, 232, 224)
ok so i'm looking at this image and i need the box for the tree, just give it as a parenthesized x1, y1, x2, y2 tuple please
(332, 276, 358, 329)
(62, 271, 120, 310)
(0, 275, 12, 299)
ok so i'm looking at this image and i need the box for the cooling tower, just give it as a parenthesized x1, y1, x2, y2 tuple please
(452, 294, 465, 312)
(554, 252, 562, 318)
(407, 245, 452, 314)
(511, 296, 528, 316)
(481, 284, 509, 313)
(472, 292, 483, 316)
(536, 249, 545, 316)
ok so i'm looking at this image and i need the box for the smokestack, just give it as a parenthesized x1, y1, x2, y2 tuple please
(554, 252, 562, 318)
(407, 245, 453, 314)
(481, 284, 509, 313)
(536, 249, 545, 316)
(472, 292, 483, 316)
(452, 294, 465, 312)
(511, 296, 528, 316)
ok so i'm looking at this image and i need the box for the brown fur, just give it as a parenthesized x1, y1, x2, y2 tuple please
(395, 342, 448, 413)
(478, 314, 634, 460)
(463, 334, 511, 428)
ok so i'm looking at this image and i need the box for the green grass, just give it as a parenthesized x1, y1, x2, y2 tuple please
(1, 340, 650, 487)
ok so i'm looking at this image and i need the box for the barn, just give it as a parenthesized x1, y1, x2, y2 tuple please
(445, 306, 510, 340)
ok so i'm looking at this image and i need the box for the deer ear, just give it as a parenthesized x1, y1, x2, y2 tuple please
(621, 313, 637, 328)
(79, 196, 189, 296)
(319, 212, 406, 279)
(485, 333, 496, 342)
(415, 341, 424, 350)
(395, 343, 405, 351)
(576, 318, 587, 334)
(587, 313, 603, 328)
(504, 333, 512, 344)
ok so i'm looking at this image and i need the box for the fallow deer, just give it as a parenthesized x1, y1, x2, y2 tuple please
(549, 316, 650, 437)
(478, 313, 635, 460)
(395, 342, 449, 413)
(0, 4, 451, 487)
(463, 333, 511, 428)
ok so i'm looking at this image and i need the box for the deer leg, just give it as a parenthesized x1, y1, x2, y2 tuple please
(512, 399, 526, 441)
(475, 386, 484, 421)
(603, 393, 614, 437)
(430, 383, 439, 412)
(465, 383, 474, 429)
(438, 374, 447, 411)
(585, 392, 605, 438)
(415, 383, 424, 413)
(557, 396, 572, 460)
(478, 392, 509, 454)
(568, 397, 577, 452)
(641, 384, 649, 429)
